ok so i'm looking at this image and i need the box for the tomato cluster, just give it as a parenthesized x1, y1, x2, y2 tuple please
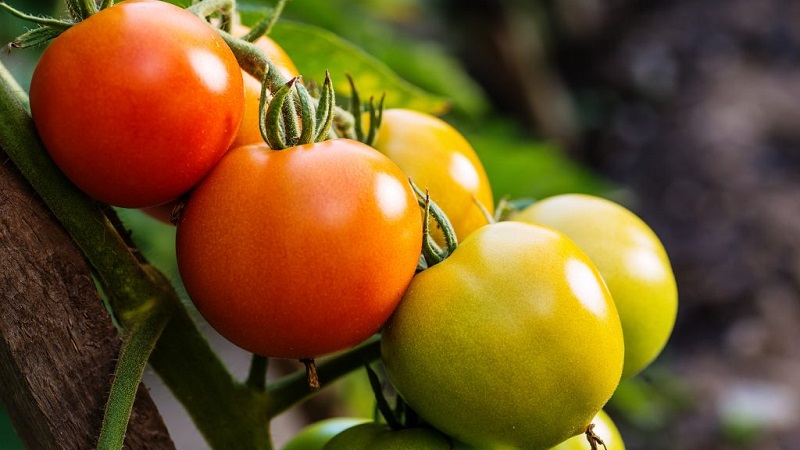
(25, 2, 677, 449)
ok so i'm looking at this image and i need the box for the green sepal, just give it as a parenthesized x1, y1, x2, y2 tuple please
(264, 77, 296, 150)
(410, 180, 458, 257)
(313, 71, 335, 142)
(419, 191, 446, 267)
(295, 80, 316, 145)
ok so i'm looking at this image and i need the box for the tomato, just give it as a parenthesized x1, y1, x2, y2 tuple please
(229, 23, 300, 149)
(282, 417, 369, 450)
(381, 222, 624, 450)
(372, 109, 494, 244)
(550, 410, 625, 450)
(513, 194, 678, 379)
(175, 139, 422, 358)
(29, 1, 244, 208)
(323, 423, 474, 450)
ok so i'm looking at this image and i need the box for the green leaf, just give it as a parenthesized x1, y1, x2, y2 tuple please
(461, 119, 614, 202)
(269, 21, 450, 115)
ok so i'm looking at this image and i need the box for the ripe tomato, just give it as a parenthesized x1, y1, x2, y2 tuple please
(513, 194, 678, 379)
(282, 417, 369, 450)
(229, 23, 300, 149)
(29, 1, 244, 208)
(176, 139, 422, 358)
(381, 222, 624, 450)
(372, 109, 494, 244)
(550, 410, 625, 450)
(323, 423, 475, 450)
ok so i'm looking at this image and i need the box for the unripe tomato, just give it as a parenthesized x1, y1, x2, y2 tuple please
(323, 423, 475, 450)
(229, 23, 300, 149)
(29, 1, 244, 208)
(550, 410, 625, 450)
(513, 194, 678, 378)
(372, 109, 494, 244)
(282, 417, 369, 450)
(382, 222, 624, 450)
(176, 139, 422, 358)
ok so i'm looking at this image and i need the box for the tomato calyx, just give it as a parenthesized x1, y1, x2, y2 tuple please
(409, 180, 458, 268)
(0, 3, 74, 49)
(261, 72, 335, 149)
(347, 74, 385, 147)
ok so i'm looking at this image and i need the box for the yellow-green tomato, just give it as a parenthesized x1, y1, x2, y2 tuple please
(381, 222, 625, 450)
(323, 423, 474, 450)
(372, 109, 494, 243)
(513, 194, 678, 379)
(550, 410, 625, 450)
(282, 418, 369, 450)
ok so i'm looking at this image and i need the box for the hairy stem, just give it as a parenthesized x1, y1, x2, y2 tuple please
(96, 295, 173, 450)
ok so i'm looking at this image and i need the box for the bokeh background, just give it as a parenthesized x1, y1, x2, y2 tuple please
(3, 0, 800, 449)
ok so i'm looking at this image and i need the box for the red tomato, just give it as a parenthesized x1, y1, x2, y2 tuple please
(175, 139, 422, 358)
(29, 1, 244, 208)
(229, 23, 300, 149)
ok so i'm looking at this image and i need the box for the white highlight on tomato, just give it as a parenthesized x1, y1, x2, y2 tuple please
(448, 152, 480, 191)
(566, 258, 608, 318)
(375, 173, 410, 220)
(189, 49, 229, 93)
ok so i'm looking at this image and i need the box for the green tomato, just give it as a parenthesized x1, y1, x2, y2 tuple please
(550, 410, 625, 450)
(282, 417, 369, 450)
(513, 194, 678, 379)
(382, 222, 625, 450)
(323, 423, 474, 450)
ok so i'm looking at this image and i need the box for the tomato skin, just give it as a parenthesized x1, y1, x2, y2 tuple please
(323, 423, 475, 450)
(513, 194, 678, 379)
(229, 24, 300, 149)
(550, 410, 625, 450)
(29, 1, 244, 208)
(372, 109, 494, 243)
(282, 417, 369, 450)
(176, 139, 422, 358)
(381, 222, 624, 450)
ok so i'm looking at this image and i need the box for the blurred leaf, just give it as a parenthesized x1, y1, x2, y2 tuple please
(0, 403, 24, 450)
(268, 21, 450, 114)
(240, 0, 488, 118)
(462, 119, 613, 202)
(609, 365, 693, 431)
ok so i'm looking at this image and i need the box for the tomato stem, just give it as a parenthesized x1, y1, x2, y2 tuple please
(584, 423, 608, 450)
(0, 3, 73, 29)
(187, 0, 234, 31)
(300, 358, 321, 391)
(246, 354, 269, 392)
(97, 296, 173, 450)
(65, 0, 97, 22)
(365, 364, 403, 430)
(240, 0, 288, 42)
